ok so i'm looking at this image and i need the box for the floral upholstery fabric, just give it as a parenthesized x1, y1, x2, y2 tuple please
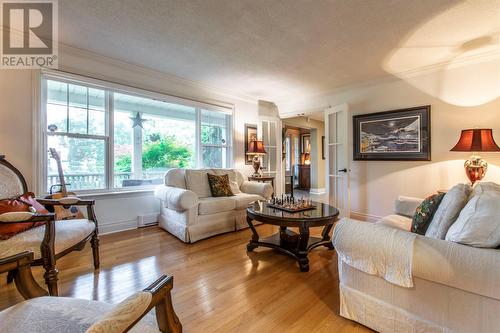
(0, 219, 95, 259)
(86, 292, 152, 333)
(207, 173, 234, 197)
(411, 193, 445, 235)
(0, 296, 159, 333)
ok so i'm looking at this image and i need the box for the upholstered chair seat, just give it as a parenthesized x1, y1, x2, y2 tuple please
(0, 295, 161, 333)
(0, 219, 95, 259)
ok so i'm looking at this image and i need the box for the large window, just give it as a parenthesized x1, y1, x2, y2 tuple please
(43, 74, 233, 193)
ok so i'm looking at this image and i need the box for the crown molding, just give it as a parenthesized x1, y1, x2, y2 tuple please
(58, 43, 259, 105)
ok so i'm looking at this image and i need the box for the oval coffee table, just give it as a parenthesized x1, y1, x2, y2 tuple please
(246, 201, 339, 272)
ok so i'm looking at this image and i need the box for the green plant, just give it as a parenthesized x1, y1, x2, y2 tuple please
(114, 135, 193, 172)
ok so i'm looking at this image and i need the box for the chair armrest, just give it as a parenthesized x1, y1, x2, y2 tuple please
(240, 181, 273, 199)
(38, 197, 95, 206)
(394, 196, 423, 217)
(155, 185, 198, 211)
(0, 251, 34, 273)
(0, 251, 48, 299)
(86, 275, 182, 333)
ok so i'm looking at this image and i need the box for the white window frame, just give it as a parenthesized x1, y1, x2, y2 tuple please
(36, 70, 234, 195)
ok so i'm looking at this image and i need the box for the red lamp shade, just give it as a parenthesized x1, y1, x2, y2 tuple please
(246, 140, 267, 155)
(450, 129, 500, 152)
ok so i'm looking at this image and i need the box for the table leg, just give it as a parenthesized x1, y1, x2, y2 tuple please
(297, 224, 310, 272)
(246, 216, 259, 252)
(321, 223, 335, 250)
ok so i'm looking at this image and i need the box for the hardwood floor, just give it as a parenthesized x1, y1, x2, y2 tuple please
(0, 225, 372, 333)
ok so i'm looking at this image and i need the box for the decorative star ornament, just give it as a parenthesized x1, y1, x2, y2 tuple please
(130, 112, 148, 128)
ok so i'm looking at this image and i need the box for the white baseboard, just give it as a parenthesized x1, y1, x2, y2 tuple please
(310, 188, 326, 194)
(99, 218, 139, 235)
(349, 211, 382, 223)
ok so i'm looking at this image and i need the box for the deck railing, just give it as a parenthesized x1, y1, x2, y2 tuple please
(48, 171, 166, 191)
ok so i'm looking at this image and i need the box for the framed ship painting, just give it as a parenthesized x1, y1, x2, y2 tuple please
(353, 106, 431, 161)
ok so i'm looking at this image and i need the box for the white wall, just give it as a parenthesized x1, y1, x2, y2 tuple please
(0, 47, 259, 233)
(279, 59, 500, 219)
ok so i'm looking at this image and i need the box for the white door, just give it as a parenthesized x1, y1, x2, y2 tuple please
(325, 104, 350, 218)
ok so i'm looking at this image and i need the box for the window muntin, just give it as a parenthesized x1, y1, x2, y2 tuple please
(200, 109, 231, 168)
(43, 76, 233, 193)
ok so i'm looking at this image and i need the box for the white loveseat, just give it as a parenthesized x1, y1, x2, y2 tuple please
(154, 168, 273, 243)
(335, 193, 500, 333)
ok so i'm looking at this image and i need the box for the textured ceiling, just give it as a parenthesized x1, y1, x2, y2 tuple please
(57, 0, 497, 103)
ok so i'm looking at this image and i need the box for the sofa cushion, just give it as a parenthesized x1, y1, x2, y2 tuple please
(198, 197, 235, 215)
(207, 174, 234, 197)
(376, 214, 412, 231)
(212, 169, 241, 194)
(0, 219, 95, 259)
(164, 168, 186, 189)
(425, 184, 471, 239)
(234, 193, 263, 210)
(473, 182, 500, 196)
(0, 296, 159, 333)
(411, 193, 445, 235)
(185, 169, 214, 198)
(445, 190, 500, 248)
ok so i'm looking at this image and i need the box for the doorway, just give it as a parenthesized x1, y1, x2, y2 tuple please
(282, 116, 326, 201)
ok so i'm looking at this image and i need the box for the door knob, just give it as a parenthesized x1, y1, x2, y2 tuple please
(338, 168, 348, 173)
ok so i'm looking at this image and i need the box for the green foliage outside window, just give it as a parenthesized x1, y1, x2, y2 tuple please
(115, 135, 192, 172)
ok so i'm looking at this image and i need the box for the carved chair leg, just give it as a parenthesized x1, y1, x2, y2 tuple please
(91, 232, 100, 269)
(43, 263, 59, 296)
(155, 289, 182, 333)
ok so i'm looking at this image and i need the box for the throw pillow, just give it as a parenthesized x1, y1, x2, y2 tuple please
(445, 190, 500, 248)
(207, 173, 234, 197)
(425, 184, 471, 239)
(0, 192, 49, 240)
(212, 169, 241, 194)
(411, 193, 445, 235)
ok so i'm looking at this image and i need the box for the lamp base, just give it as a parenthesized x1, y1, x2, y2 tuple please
(252, 156, 261, 177)
(465, 154, 487, 186)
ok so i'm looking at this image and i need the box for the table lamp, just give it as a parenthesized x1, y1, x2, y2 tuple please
(246, 140, 267, 177)
(450, 128, 500, 185)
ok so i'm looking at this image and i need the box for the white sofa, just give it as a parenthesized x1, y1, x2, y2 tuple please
(335, 195, 500, 333)
(154, 168, 273, 243)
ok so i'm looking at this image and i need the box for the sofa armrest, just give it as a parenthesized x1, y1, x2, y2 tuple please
(240, 181, 273, 199)
(154, 185, 199, 211)
(394, 196, 423, 217)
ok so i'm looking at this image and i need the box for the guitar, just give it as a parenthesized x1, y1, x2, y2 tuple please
(48, 148, 84, 220)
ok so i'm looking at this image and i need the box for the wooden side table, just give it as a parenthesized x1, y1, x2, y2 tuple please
(247, 176, 275, 192)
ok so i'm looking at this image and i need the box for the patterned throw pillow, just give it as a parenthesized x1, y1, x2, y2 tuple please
(207, 173, 234, 197)
(411, 193, 445, 235)
(0, 192, 49, 240)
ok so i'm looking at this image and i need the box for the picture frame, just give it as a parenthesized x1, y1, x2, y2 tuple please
(301, 134, 311, 154)
(353, 105, 431, 161)
(322, 136, 325, 160)
(244, 123, 258, 165)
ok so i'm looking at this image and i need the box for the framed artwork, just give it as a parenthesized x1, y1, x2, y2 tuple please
(322, 136, 325, 160)
(301, 134, 311, 154)
(245, 123, 258, 165)
(353, 105, 431, 161)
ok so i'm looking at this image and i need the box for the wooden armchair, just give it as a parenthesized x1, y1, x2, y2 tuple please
(0, 156, 100, 295)
(0, 251, 182, 333)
